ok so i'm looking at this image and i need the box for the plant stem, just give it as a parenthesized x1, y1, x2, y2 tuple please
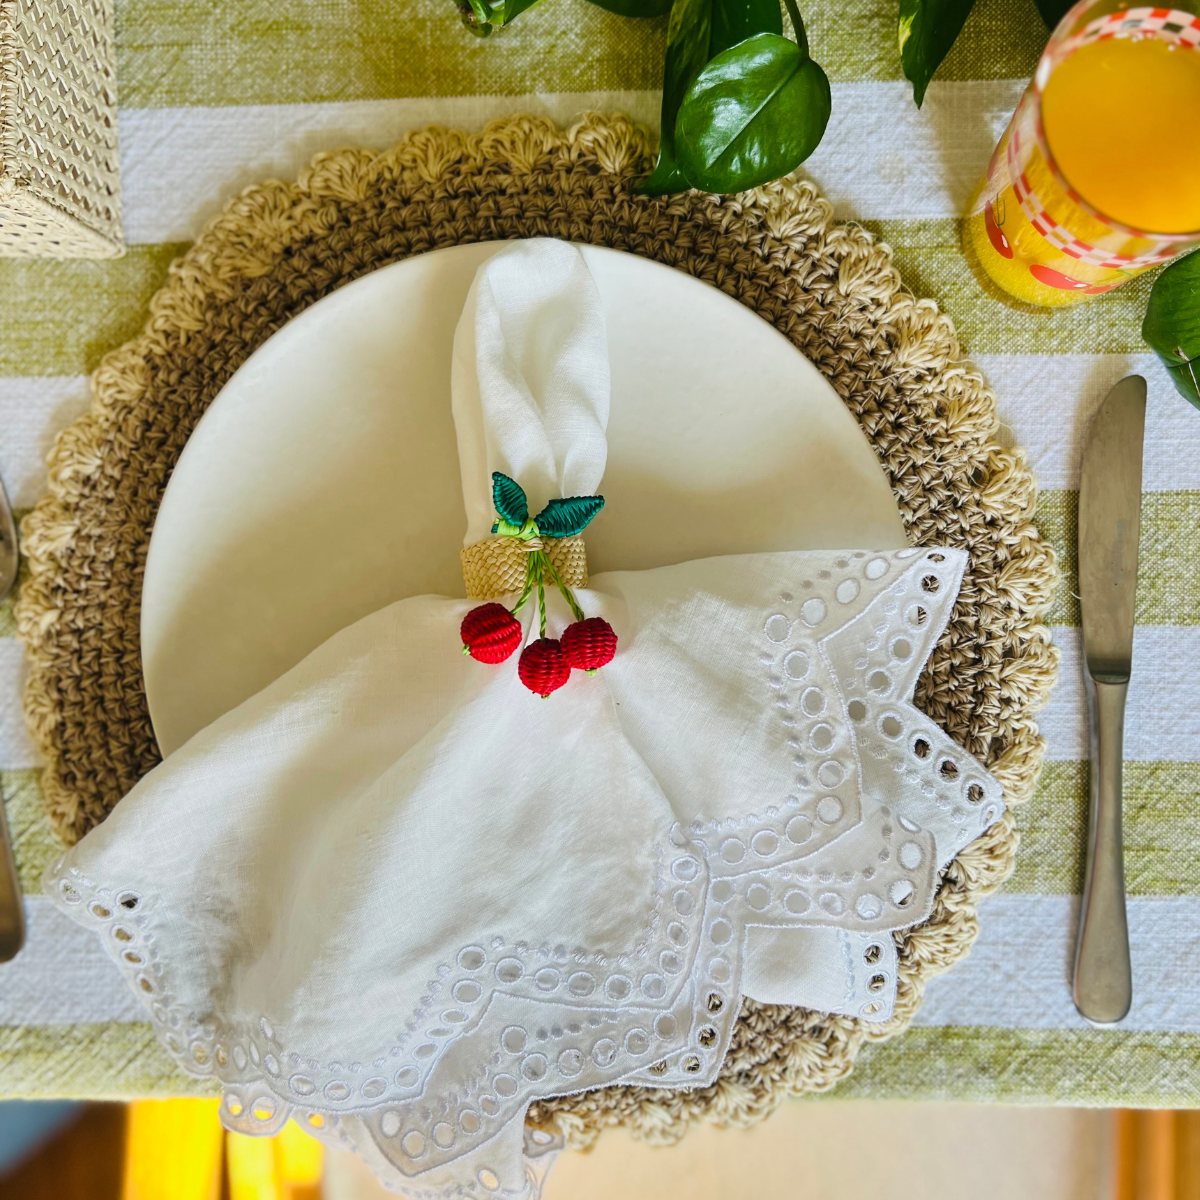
(781, 0, 808, 55)
(538, 574, 547, 640)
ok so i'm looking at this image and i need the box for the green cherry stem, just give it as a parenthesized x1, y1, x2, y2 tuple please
(537, 574, 547, 640)
(510, 553, 536, 616)
(541, 551, 585, 622)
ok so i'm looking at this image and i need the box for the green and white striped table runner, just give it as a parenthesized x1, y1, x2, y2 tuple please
(2, 0, 1199, 1105)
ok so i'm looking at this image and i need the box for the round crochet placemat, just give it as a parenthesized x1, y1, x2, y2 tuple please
(16, 114, 1058, 1149)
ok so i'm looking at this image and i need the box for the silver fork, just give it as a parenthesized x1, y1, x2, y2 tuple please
(0, 475, 23, 963)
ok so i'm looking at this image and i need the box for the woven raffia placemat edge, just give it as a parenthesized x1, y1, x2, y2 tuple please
(13, 113, 1060, 1145)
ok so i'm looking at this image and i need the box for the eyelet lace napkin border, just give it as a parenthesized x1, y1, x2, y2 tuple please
(14, 114, 1059, 1149)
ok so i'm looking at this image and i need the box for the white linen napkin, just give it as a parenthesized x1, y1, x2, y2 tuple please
(46, 240, 1004, 1200)
(452, 238, 610, 547)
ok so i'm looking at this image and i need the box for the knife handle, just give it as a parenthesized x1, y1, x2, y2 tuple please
(1072, 676, 1132, 1025)
(0, 793, 24, 963)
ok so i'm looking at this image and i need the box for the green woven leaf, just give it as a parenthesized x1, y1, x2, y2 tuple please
(492, 472, 529, 525)
(535, 495, 605, 538)
(1144, 250, 1200, 409)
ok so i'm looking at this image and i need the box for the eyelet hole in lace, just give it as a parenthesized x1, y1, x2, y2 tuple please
(939, 759, 959, 780)
(868, 974, 887, 993)
(863, 943, 883, 965)
(117, 892, 141, 910)
(648, 1060, 668, 1076)
(921, 575, 940, 594)
(697, 1026, 717, 1048)
(927, 552, 945, 563)
(683, 1056, 702, 1074)
(706, 992, 724, 1014)
(847, 699, 867, 722)
(966, 782, 984, 804)
(912, 737, 931, 760)
(478, 1169, 500, 1192)
(905, 604, 928, 627)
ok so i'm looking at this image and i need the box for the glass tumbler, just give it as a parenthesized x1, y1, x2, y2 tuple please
(964, 0, 1200, 307)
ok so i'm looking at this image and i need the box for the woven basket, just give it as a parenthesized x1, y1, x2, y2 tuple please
(0, 0, 122, 257)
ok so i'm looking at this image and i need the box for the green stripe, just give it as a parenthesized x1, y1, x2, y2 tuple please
(4, 1021, 1197, 1104)
(864, 220, 1156, 357)
(0, 1023, 210, 1098)
(838, 1026, 1200, 1106)
(14, 1022, 1194, 1104)
(3, 769, 60, 893)
(0, 227, 1148, 377)
(1011, 761, 1200, 896)
(1039, 491, 1200, 628)
(0, 246, 183, 377)
(112, 0, 1047, 109)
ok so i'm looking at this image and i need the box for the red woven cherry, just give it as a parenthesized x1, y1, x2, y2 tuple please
(460, 603, 522, 664)
(518, 638, 571, 697)
(561, 618, 618, 672)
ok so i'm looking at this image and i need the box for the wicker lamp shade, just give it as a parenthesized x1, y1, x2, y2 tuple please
(0, 0, 122, 258)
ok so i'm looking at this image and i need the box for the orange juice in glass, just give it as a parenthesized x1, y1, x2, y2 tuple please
(965, 0, 1200, 306)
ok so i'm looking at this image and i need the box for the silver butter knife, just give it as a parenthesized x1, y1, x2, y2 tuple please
(0, 474, 22, 963)
(1073, 374, 1146, 1025)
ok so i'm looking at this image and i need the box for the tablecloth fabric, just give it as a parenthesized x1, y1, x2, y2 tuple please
(1, 0, 1199, 1106)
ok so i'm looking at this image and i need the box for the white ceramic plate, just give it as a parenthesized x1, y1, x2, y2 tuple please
(142, 243, 908, 755)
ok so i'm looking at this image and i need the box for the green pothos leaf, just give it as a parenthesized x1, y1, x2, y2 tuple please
(711, 0, 782, 55)
(1143, 249, 1200, 409)
(637, 0, 715, 194)
(675, 31, 830, 193)
(535, 495, 606, 538)
(1031, 0, 1072, 28)
(898, 0, 978, 107)
(636, 0, 784, 195)
(492, 472, 529, 525)
(455, 0, 542, 34)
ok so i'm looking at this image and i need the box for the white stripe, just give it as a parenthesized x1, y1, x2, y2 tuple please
(0, 376, 92, 511)
(3, 362, 1195, 503)
(0, 640, 38, 768)
(1041, 626, 1200, 762)
(979, 353, 1200, 493)
(803, 80, 1023, 224)
(0, 897, 144, 1026)
(117, 80, 1024, 244)
(119, 91, 660, 245)
(915, 894, 1200, 1031)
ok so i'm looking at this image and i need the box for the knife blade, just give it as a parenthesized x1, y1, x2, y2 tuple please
(0, 475, 21, 963)
(1072, 374, 1146, 1025)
